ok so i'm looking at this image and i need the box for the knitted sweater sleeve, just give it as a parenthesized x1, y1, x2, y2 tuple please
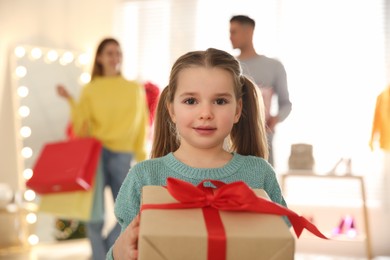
(261, 164, 291, 227)
(67, 85, 91, 137)
(106, 166, 143, 260)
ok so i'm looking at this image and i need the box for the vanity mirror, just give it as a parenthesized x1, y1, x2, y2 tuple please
(8, 45, 90, 245)
(12, 45, 90, 181)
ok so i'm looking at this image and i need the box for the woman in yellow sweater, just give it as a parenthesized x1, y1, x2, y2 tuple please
(57, 38, 149, 260)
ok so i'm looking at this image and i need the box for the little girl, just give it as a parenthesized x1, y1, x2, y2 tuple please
(108, 48, 288, 260)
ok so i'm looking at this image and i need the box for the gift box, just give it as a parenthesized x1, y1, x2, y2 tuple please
(139, 182, 295, 260)
(26, 137, 102, 194)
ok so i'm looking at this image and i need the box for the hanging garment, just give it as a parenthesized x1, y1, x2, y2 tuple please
(369, 86, 390, 151)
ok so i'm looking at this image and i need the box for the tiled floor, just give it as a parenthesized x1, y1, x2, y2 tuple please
(1, 238, 388, 260)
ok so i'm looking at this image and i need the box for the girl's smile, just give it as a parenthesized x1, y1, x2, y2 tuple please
(193, 125, 217, 135)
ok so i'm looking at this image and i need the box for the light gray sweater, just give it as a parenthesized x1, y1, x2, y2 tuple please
(239, 55, 292, 122)
(107, 152, 288, 259)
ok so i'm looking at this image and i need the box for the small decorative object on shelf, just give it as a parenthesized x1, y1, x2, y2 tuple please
(332, 214, 358, 238)
(288, 143, 315, 171)
(327, 158, 352, 176)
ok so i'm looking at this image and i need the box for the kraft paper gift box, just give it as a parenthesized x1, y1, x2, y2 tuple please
(139, 183, 295, 260)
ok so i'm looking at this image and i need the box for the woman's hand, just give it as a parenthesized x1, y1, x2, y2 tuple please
(113, 214, 140, 260)
(56, 84, 72, 99)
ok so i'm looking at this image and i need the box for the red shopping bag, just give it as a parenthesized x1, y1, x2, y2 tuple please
(26, 137, 102, 194)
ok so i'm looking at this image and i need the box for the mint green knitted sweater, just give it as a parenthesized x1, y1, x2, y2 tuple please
(107, 152, 288, 259)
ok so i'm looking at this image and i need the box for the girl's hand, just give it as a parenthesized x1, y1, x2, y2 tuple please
(56, 84, 72, 99)
(113, 214, 140, 260)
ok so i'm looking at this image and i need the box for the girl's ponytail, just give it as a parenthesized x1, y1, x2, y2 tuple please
(230, 76, 268, 159)
(151, 87, 179, 158)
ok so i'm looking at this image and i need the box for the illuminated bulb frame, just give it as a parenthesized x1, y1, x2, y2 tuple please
(12, 44, 91, 245)
(13, 44, 91, 182)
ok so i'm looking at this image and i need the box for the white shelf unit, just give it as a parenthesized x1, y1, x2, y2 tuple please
(280, 172, 373, 259)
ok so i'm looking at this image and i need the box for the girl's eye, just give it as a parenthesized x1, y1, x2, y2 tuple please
(215, 98, 228, 105)
(184, 98, 197, 105)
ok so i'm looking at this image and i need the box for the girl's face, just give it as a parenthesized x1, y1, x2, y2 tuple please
(168, 67, 242, 151)
(97, 42, 122, 76)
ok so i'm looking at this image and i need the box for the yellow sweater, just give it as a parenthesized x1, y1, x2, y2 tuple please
(68, 76, 149, 162)
(370, 86, 390, 151)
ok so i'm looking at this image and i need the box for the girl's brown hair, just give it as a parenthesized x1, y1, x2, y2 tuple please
(151, 48, 268, 159)
(91, 38, 121, 80)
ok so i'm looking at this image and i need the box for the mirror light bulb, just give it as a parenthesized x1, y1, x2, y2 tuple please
(80, 72, 91, 84)
(23, 168, 33, 180)
(18, 106, 30, 118)
(15, 66, 27, 78)
(46, 50, 59, 63)
(30, 48, 42, 60)
(24, 189, 36, 201)
(20, 126, 31, 138)
(14, 46, 26, 58)
(26, 213, 37, 224)
(17, 86, 29, 97)
(21, 147, 33, 158)
(28, 234, 39, 245)
(60, 51, 74, 65)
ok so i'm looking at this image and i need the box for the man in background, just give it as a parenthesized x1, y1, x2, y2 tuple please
(230, 15, 292, 166)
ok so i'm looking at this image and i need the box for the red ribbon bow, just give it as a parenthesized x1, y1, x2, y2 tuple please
(141, 177, 328, 260)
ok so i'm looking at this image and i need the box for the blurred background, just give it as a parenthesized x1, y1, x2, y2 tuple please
(0, 0, 389, 259)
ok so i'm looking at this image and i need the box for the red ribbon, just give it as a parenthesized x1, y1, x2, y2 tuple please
(141, 177, 329, 260)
